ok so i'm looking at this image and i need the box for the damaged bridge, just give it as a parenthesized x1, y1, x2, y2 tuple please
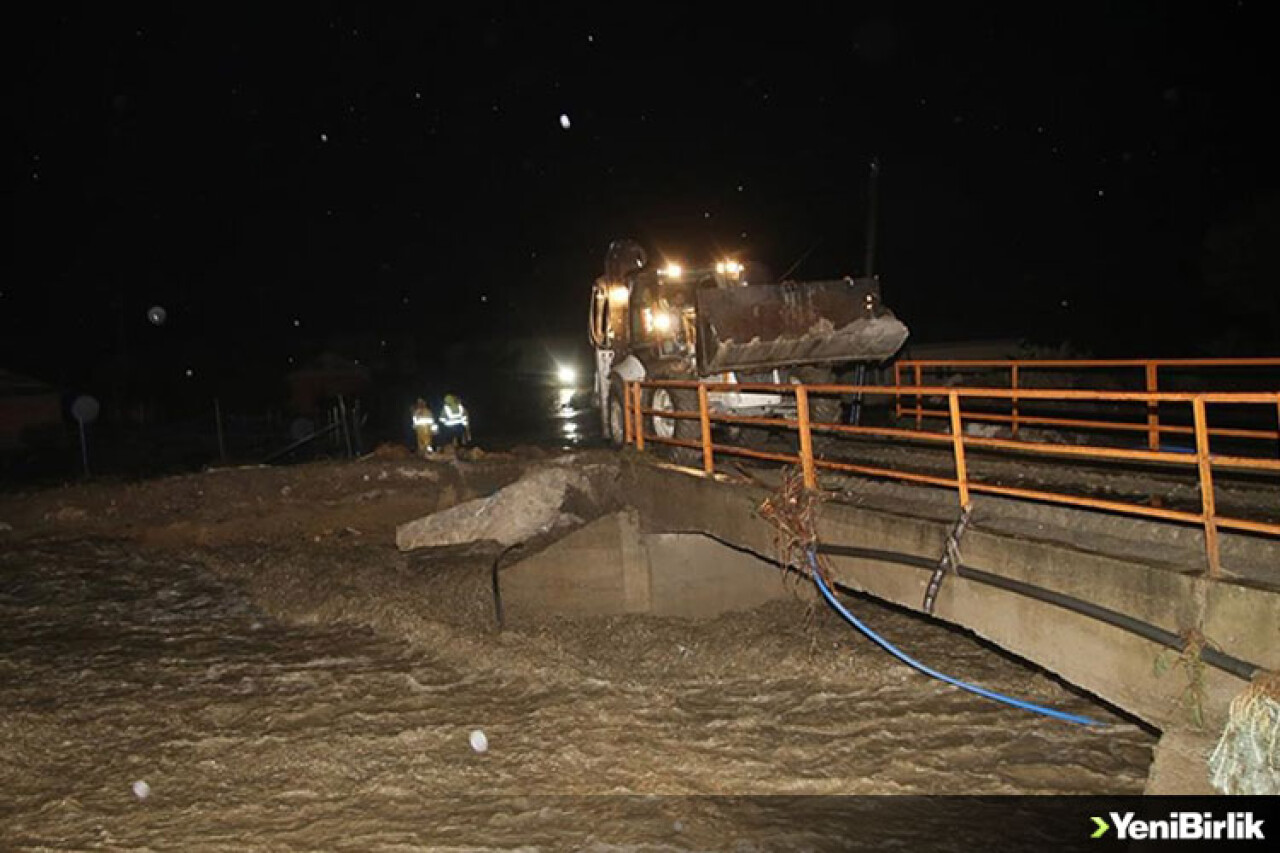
(397, 449, 1279, 796)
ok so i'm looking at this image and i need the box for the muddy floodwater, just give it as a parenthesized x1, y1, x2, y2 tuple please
(0, 456, 1156, 850)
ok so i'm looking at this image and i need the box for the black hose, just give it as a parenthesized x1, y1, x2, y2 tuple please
(490, 542, 525, 632)
(815, 542, 1259, 682)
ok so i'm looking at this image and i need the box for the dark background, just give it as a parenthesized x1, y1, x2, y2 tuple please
(5, 2, 1278, 432)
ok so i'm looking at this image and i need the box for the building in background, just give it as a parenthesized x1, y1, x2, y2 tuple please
(286, 352, 371, 416)
(0, 368, 63, 450)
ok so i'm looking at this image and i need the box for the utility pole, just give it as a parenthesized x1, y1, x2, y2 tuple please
(850, 157, 882, 427)
(214, 397, 227, 464)
(864, 157, 881, 278)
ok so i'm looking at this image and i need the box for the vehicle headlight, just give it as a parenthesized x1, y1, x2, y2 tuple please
(651, 311, 674, 334)
(557, 365, 577, 385)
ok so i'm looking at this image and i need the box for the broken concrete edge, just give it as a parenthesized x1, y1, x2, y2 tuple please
(1144, 730, 1221, 795)
(395, 456, 624, 552)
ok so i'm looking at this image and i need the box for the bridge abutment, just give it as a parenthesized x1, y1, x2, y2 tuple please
(617, 458, 1278, 794)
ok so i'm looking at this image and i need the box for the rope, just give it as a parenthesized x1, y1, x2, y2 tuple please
(923, 504, 971, 614)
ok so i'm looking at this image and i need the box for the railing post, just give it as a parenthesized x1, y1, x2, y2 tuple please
(795, 385, 817, 490)
(1275, 392, 1280, 459)
(894, 361, 902, 421)
(1145, 362, 1160, 451)
(948, 391, 971, 510)
(1192, 397, 1221, 577)
(697, 383, 714, 475)
(914, 363, 923, 430)
(632, 382, 645, 452)
(1010, 364, 1020, 440)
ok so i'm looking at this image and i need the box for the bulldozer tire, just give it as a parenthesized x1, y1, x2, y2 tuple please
(644, 385, 702, 466)
(607, 376, 628, 448)
(788, 366, 846, 459)
(791, 366, 843, 426)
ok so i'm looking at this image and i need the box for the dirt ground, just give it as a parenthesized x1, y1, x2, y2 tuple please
(0, 449, 1157, 850)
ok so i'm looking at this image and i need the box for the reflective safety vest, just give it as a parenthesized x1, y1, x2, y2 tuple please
(440, 403, 468, 428)
(412, 409, 437, 431)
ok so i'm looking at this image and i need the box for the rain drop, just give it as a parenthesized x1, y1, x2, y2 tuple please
(147, 306, 167, 326)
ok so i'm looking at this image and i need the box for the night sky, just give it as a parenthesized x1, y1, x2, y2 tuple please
(6, 3, 1277, 407)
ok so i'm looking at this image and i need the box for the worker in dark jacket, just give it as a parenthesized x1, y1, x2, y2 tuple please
(410, 398, 437, 457)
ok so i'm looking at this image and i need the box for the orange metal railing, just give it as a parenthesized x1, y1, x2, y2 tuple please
(623, 377, 1280, 578)
(893, 358, 1280, 449)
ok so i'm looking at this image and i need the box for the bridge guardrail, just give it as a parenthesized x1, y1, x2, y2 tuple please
(624, 377, 1280, 578)
(893, 358, 1280, 450)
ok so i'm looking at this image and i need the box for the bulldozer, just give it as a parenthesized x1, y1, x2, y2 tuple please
(588, 238, 910, 455)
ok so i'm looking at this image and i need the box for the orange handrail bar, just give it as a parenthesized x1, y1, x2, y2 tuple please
(897, 405, 1280, 442)
(626, 376, 1280, 576)
(897, 357, 1280, 452)
(897, 357, 1280, 368)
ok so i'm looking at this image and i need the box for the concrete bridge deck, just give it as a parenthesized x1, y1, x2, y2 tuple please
(598, 455, 1278, 793)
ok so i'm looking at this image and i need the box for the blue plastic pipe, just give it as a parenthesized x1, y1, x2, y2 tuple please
(807, 549, 1104, 726)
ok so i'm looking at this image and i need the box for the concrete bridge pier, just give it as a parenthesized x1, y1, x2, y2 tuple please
(497, 509, 807, 624)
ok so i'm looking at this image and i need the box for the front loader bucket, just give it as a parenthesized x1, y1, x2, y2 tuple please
(695, 278, 909, 374)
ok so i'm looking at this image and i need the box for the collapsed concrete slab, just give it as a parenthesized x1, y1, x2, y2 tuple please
(395, 460, 610, 551)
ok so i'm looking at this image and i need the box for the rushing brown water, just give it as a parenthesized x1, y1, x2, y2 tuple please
(1, 536, 1154, 850)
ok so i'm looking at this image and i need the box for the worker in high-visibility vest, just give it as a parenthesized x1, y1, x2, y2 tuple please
(437, 393, 470, 448)
(410, 397, 437, 457)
